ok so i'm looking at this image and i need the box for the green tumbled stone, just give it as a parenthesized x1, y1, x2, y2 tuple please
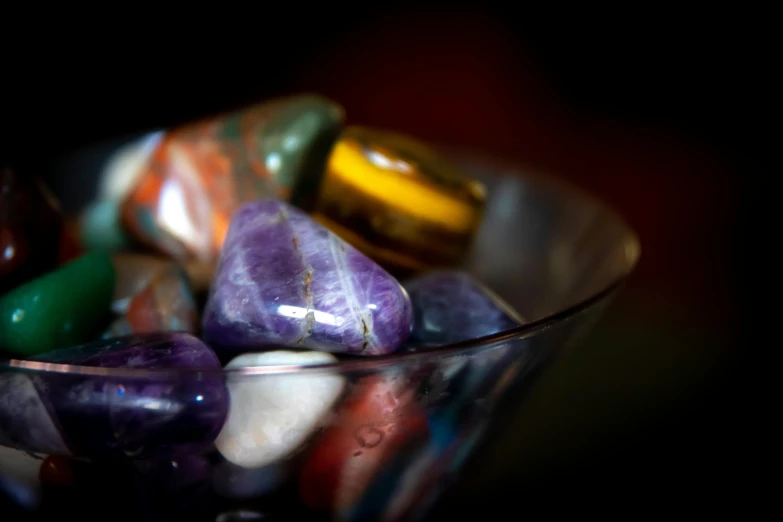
(0, 251, 115, 356)
(254, 95, 346, 210)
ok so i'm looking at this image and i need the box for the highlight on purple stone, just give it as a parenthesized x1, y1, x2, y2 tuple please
(202, 200, 413, 356)
(403, 270, 523, 346)
(0, 332, 228, 460)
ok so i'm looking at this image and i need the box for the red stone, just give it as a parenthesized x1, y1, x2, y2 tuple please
(57, 221, 83, 265)
(104, 254, 198, 337)
(39, 456, 75, 487)
(0, 167, 65, 294)
(299, 373, 430, 514)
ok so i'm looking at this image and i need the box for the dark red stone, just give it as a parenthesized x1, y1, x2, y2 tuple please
(39, 456, 75, 486)
(0, 167, 65, 294)
(298, 373, 430, 514)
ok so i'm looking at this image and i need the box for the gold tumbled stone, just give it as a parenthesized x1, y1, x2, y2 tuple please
(312, 126, 486, 274)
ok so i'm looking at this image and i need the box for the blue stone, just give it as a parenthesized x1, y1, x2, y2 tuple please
(403, 270, 522, 346)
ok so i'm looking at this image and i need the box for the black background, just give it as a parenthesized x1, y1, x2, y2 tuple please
(1, 4, 766, 518)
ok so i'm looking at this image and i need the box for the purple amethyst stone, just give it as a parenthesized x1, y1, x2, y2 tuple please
(202, 200, 413, 356)
(404, 271, 522, 346)
(0, 332, 228, 459)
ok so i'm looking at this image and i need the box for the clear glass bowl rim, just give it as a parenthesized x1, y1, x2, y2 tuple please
(1, 160, 640, 379)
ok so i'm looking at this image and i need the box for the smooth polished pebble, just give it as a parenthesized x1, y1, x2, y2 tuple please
(202, 200, 412, 356)
(78, 199, 135, 252)
(0, 251, 115, 356)
(0, 167, 66, 294)
(404, 270, 522, 346)
(0, 332, 228, 459)
(312, 126, 486, 274)
(104, 254, 198, 337)
(99, 131, 164, 200)
(119, 95, 344, 263)
(215, 350, 345, 469)
(298, 372, 429, 516)
(0, 445, 43, 509)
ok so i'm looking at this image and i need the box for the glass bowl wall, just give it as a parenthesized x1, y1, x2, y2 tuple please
(1, 147, 639, 522)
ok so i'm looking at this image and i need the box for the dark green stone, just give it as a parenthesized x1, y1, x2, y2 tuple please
(0, 251, 115, 356)
(220, 93, 345, 210)
(261, 95, 345, 209)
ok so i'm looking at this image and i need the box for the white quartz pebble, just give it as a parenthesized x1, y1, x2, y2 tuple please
(215, 350, 345, 468)
(99, 130, 164, 200)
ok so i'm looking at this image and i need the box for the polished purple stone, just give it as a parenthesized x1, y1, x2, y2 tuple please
(202, 200, 412, 356)
(403, 271, 522, 346)
(0, 332, 228, 459)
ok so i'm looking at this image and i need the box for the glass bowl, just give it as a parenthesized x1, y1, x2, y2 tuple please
(0, 150, 639, 522)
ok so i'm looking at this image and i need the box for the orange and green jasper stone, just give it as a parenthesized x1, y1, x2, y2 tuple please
(0, 251, 115, 356)
(119, 94, 345, 263)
